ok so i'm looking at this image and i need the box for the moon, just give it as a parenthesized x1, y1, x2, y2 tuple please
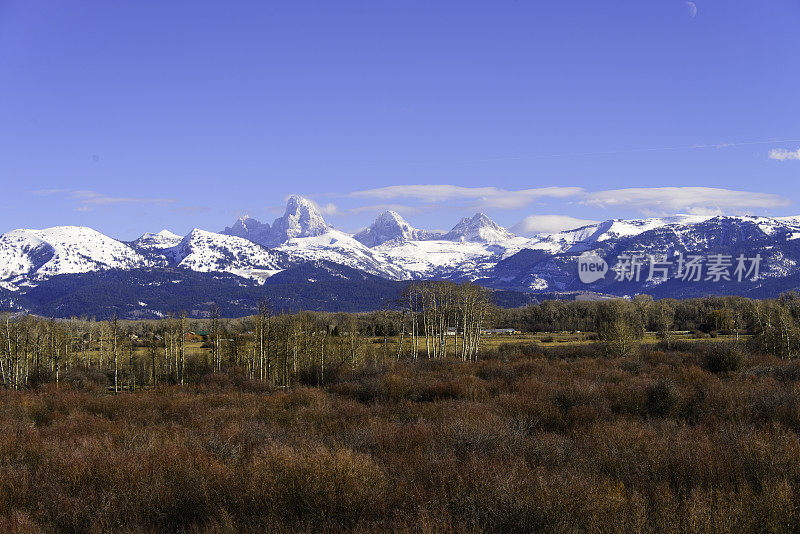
(685, 1, 697, 18)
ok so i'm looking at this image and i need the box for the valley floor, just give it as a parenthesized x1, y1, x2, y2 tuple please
(1, 342, 799, 533)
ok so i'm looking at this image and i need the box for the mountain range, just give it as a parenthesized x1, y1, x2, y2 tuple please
(2, 194, 800, 318)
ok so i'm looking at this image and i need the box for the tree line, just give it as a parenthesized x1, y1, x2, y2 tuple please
(500, 293, 800, 358)
(4, 288, 800, 389)
(0, 281, 493, 390)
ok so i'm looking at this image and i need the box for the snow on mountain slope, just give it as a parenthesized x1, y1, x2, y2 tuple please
(9, 213, 800, 302)
(33, 227, 152, 277)
(133, 229, 183, 250)
(376, 237, 528, 280)
(523, 215, 715, 253)
(443, 213, 516, 243)
(0, 226, 151, 286)
(274, 230, 408, 280)
(168, 229, 286, 282)
(490, 214, 800, 295)
(353, 210, 430, 247)
(0, 230, 54, 281)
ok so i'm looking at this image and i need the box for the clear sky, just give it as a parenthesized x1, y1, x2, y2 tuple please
(2, 0, 799, 239)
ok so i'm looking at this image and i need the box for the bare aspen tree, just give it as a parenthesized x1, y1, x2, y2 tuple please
(402, 284, 422, 360)
(149, 337, 158, 386)
(98, 322, 105, 371)
(128, 329, 135, 392)
(291, 312, 303, 377)
(396, 308, 406, 361)
(50, 319, 61, 387)
(381, 302, 390, 362)
(210, 303, 221, 373)
(1, 314, 11, 388)
(654, 300, 676, 349)
(345, 315, 363, 370)
(319, 320, 327, 386)
(21, 317, 31, 388)
(402, 281, 489, 361)
(256, 298, 271, 382)
(178, 312, 186, 386)
(112, 316, 119, 393)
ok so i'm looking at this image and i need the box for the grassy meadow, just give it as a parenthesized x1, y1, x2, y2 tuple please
(0, 336, 797, 533)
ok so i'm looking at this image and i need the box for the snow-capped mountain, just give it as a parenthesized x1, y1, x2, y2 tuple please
(274, 229, 408, 280)
(0, 226, 152, 285)
(221, 195, 330, 247)
(0, 225, 291, 290)
(354, 210, 430, 247)
(133, 229, 183, 250)
(375, 238, 518, 280)
(443, 213, 517, 243)
(522, 215, 714, 254)
(491, 215, 800, 297)
(266, 205, 526, 281)
(7, 205, 800, 316)
(166, 229, 287, 281)
(268, 195, 330, 245)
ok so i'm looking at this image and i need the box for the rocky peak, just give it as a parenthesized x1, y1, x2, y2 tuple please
(221, 215, 272, 245)
(269, 195, 330, 244)
(354, 210, 427, 247)
(443, 213, 515, 243)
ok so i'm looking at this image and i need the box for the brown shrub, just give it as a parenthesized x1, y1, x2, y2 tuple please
(2, 348, 800, 532)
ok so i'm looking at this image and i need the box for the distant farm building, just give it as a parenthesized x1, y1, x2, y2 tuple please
(481, 328, 519, 335)
(183, 331, 209, 342)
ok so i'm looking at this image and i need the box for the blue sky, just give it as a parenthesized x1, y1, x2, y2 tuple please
(1, 0, 799, 239)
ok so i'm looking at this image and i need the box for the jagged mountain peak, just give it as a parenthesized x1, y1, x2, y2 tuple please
(232, 215, 263, 229)
(221, 215, 272, 246)
(220, 196, 329, 247)
(9, 214, 800, 315)
(443, 212, 515, 243)
(376, 210, 405, 224)
(285, 194, 318, 212)
(354, 210, 428, 247)
(269, 195, 330, 244)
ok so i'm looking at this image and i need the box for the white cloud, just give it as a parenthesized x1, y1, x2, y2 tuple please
(685, 1, 697, 18)
(583, 187, 790, 215)
(32, 189, 175, 211)
(349, 185, 583, 210)
(340, 184, 791, 224)
(769, 147, 800, 161)
(306, 198, 341, 216)
(318, 202, 341, 216)
(512, 215, 598, 235)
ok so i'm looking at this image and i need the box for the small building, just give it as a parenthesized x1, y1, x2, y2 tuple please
(183, 331, 207, 342)
(481, 328, 520, 335)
